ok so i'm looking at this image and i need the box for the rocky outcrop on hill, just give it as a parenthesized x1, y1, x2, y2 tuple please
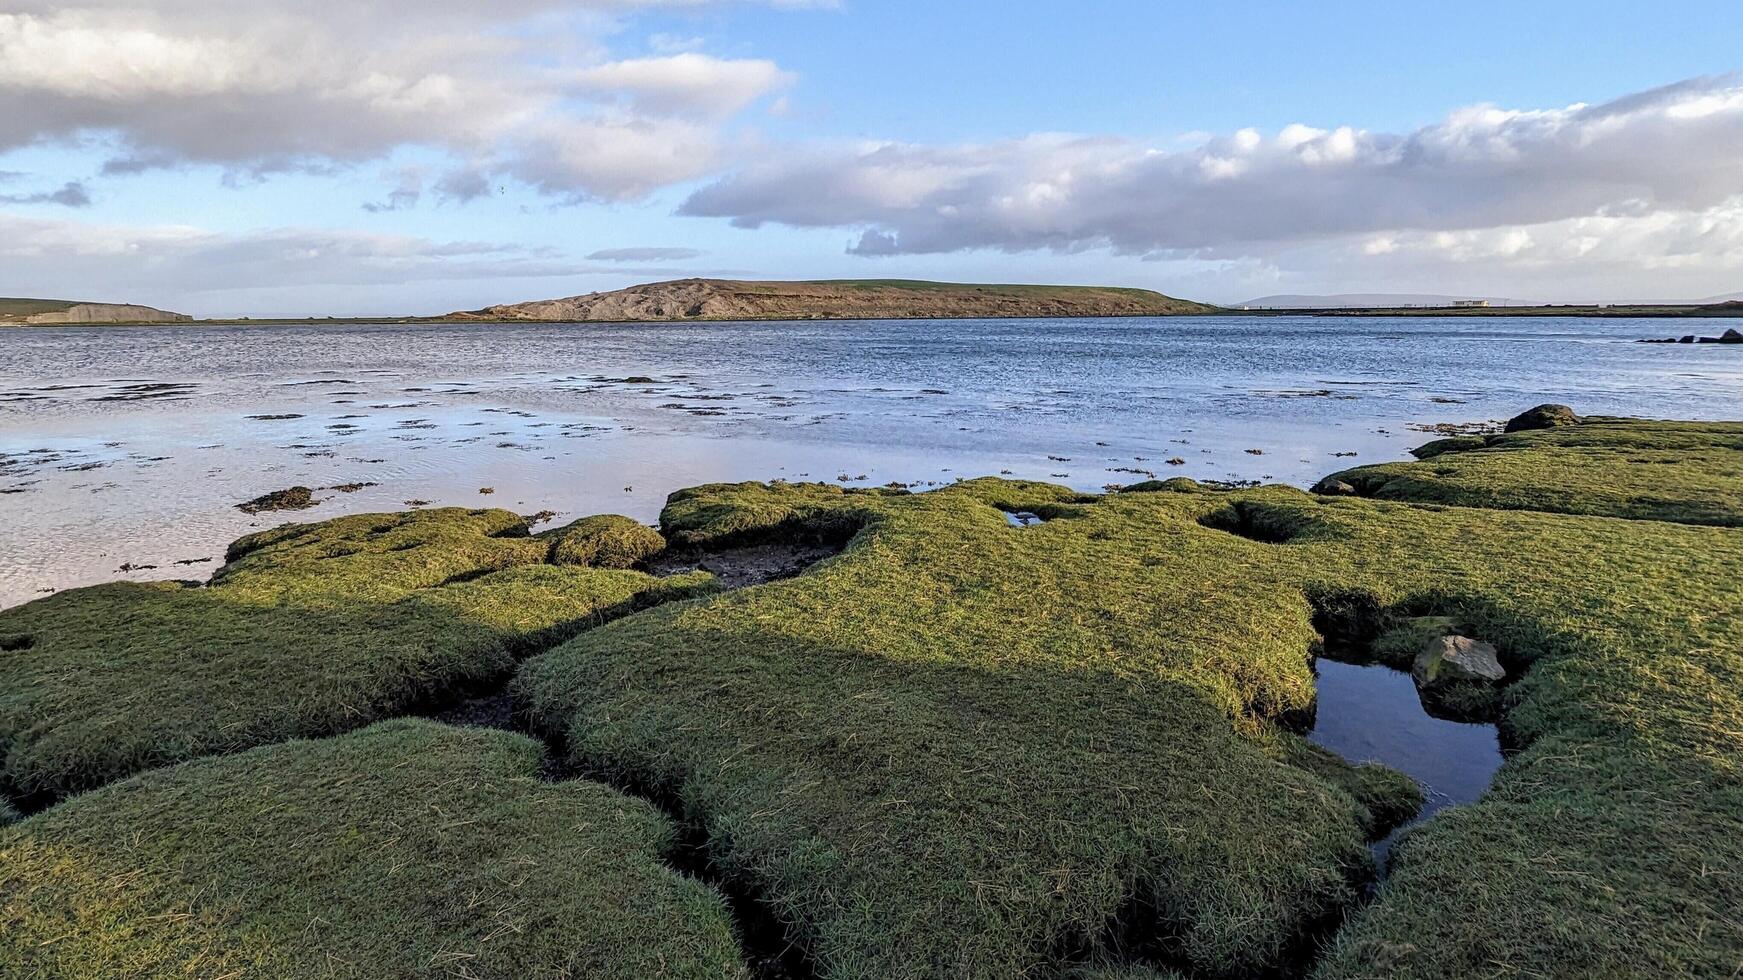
(0, 299, 191, 325)
(452, 278, 1216, 322)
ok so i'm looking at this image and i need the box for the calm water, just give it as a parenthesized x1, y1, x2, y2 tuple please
(1309, 658, 1505, 867)
(2, 315, 1739, 606)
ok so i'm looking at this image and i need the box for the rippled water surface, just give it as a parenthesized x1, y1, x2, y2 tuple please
(2, 315, 1739, 606)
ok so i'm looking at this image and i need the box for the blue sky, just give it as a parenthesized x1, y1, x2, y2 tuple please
(3, 0, 1743, 315)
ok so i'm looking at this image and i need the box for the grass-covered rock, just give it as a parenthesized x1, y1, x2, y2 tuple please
(0, 508, 714, 801)
(1321, 416, 1743, 525)
(542, 514, 667, 569)
(0, 720, 749, 979)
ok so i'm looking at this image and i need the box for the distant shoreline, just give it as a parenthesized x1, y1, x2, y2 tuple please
(6, 303, 1743, 328)
(1234, 302, 1743, 318)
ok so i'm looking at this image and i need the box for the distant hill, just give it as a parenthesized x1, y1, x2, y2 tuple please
(1699, 291, 1743, 304)
(0, 298, 191, 325)
(1239, 293, 1518, 309)
(452, 278, 1218, 322)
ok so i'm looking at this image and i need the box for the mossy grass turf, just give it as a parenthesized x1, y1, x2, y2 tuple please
(518, 417, 1743, 979)
(542, 513, 668, 568)
(0, 507, 714, 800)
(1323, 417, 1743, 525)
(2, 413, 1739, 979)
(0, 719, 749, 979)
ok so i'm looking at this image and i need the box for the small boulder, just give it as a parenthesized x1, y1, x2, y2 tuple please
(1413, 634, 1505, 687)
(1503, 404, 1580, 433)
(1679, 335, 1697, 344)
(1719, 328, 1743, 344)
(543, 514, 666, 569)
(1311, 477, 1358, 497)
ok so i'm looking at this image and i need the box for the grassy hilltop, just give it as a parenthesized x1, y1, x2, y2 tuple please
(0, 297, 190, 325)
(2, 409, 1740, 978)
(451, 277, 1218, 322)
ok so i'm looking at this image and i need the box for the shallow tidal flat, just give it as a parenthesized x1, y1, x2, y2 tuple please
(3, 314, 1740, 606)
(3, 388, 1742, 977)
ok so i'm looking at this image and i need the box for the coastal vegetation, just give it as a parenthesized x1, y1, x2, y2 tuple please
(2, 408, 1738, 978)
(0, 507, 713, 800)
(0, 721, 749, 978)
(1319, 413, 1743, 525)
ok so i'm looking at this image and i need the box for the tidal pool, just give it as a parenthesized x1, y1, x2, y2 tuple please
(1308, 657, 1505, 867)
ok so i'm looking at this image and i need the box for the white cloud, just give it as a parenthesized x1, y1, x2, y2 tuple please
(0, 2, 803, 200)
(0, 213, 607, 294)
(572, 53, 794, 119)
(679, 73, 1743, 273)
(587, 246, 705, 260)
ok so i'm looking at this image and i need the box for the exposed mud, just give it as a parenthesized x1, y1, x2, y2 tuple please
(647, 541, 842, 590)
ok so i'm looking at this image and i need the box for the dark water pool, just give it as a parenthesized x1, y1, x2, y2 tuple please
(1308, 657, 1505, 866)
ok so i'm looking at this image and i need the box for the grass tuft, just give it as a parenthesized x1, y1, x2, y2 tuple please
(0, 720, 749, 979)
(0, 507, 714, 801)
(542, 514, 668, 569)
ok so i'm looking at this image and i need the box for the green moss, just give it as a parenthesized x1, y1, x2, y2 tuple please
(1325, 417, 1743, 525)
(0, 720, 748, 979)
(658, 480, 904, 546)
(521, 481, 1405, 978)
(542, 514, 668, 569)
(6, 412, 1739, 979)
(0, 508, 711, 800)
(1120, 477, 1201, 493)
(522, 451, 1743, 980)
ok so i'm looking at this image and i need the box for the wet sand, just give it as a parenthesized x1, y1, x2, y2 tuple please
(4, 315, 1739, 607)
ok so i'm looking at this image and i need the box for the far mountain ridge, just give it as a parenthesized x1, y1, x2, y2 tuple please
(451, 278, 1218, 322)
(1239, 293, 1521, 309)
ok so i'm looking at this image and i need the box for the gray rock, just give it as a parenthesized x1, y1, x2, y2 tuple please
(1720, 328, 1743, 344)
(1413, 634, 1505, 688)
(1311, 477, 1358, 497)
(1504, 404, 1580, 433)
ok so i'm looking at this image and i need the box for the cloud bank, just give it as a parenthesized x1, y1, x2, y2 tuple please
(681, 74, 1743, 273)
(0, 1, 799, 199)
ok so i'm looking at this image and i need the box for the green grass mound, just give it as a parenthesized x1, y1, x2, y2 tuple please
(520, 480, 1423, 979)
(6, 413, 1738, 978)
(0, 508, 714, 801)
(1321, 416, 1743, 525)
(0, 720, 748, 979)
(521, 461, 1742, 979)
(659, 480, 910, 546)
(542, 514, 667, 568)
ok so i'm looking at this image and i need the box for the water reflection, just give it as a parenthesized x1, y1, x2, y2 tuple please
(1308, 657, 1504, 867)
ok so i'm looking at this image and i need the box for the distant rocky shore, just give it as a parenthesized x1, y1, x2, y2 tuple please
(0, 298, 190, 326)
(1640, 327, 1743, 344)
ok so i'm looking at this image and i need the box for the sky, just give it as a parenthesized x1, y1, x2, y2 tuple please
(3, 0, 1743, 317)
